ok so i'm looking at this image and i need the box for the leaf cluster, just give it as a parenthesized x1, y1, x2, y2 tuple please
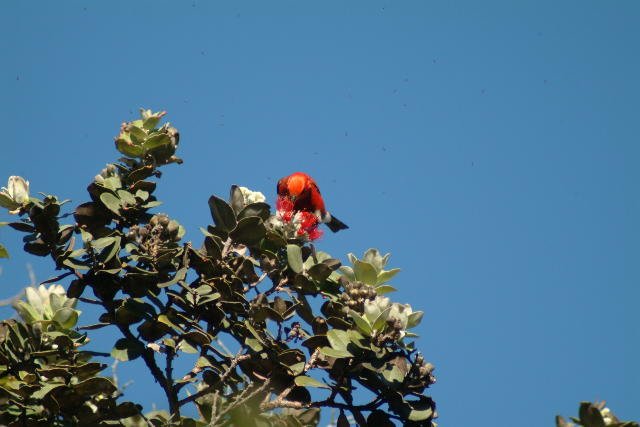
(0, 110, 436, 426)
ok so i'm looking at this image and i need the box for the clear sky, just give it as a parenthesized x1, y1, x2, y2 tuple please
(1, 2, 638, 425)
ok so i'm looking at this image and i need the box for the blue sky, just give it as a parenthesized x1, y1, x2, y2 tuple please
(1, 2, 638, 425)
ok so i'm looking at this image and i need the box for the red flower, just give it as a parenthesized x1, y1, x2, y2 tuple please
(275, 195, 322, 240)
(276, 196, 294, 213)
(296, 211, 323, 241)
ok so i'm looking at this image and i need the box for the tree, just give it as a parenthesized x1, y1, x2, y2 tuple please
(0, 110, 436, 426)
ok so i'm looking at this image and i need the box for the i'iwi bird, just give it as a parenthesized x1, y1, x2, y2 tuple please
(276, 172, 348, 232)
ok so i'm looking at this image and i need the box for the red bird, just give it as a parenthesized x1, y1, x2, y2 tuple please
(277, 172, 348, 233)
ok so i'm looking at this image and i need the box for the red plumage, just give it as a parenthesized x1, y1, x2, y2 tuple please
(276, 172, 348, 233)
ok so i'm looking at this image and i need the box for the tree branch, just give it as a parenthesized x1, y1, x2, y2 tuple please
(178, 350, 250, 407)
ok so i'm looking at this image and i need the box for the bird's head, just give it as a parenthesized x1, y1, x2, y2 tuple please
(286, 173, 307, 200)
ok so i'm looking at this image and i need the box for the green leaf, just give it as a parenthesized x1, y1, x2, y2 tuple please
(353, 260, 377, 285)
(128, 125, 147, 143)
(245, 337, 264, 352)
(111, 338, 144, 361)
(52, 307, 79, 329)
(294, 375, 330, 389)
(142, 112, 162, 130)
(91, 236, 116, 249)
(117, 189, 137, 206)
(102, 176, 123, 192)
(158, 267, 188, 288)
(407, 311, 424, 329)
(143, 200, 163, 208)
(143, 133, 172, 152)
(408, 407, 433, 422)
(31, 383, 66, 400)
(100, 192, 122, 215)
(375, 284, 397, 295)
(318, 346, 352, 358)
(376, 268, 400, 285)
(382, 364, 405, 384)
(339, 266, 355, 281)
(327, 329, 350, 352)
(208, 195, 237, 232)
(0, 193, 19, 210)
(372, 307, 392, 333)
(0, 244, 8, 259)
(116, 137, 144, 158)
(349, 310, 372, 336)
(287, 244, 304, 273)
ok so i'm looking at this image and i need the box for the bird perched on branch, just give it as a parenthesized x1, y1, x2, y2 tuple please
(277, 172, 348, 233)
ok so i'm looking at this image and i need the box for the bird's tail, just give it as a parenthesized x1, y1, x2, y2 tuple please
(326, 214, 349, 232)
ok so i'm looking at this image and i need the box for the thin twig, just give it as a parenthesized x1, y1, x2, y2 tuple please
(39, 270, 74, 285)
(221, 238, 232, 258)
(79, 297, 102, 305)
(304, 348, 320, 373)
(178, 351, 250, 407)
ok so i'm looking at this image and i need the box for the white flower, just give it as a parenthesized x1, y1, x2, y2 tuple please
(238, 186, 266, 205)
(388, 302, 412, 330)
(13, 284, 76, 323)
(601, 408, 615, 425)
(364, 296, 391, 324)
(388, 302, 424, 332)
(0, 176, 30, 211)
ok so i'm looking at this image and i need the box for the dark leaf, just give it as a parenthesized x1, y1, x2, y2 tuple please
(322, 258, 341, 270)
(579, 402, 606, 427)
(230, 216, 266, 246)
(367, 410, 395, 427)
(204, 235, 223, 260)
(24, 239, 50, 257)
(8, 222, 35, 233)
(308, 263, 332, 282)
(74, 202, 111, 229)
(73, 377, 117, 396)
(287, 386, 311, 404)
(238, 202, 271, 221)
(229, 185, 245, 213)
(208, 195, 237, 232)
(111, 338, 144, 361)
(302, 335, 329, 352)
(337, 412, 349, 427)
(138, 319, 172, 342)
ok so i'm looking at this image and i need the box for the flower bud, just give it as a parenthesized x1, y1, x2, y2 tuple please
(0, 176, 30, 211)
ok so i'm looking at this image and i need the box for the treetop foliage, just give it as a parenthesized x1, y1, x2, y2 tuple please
(0, 109, 435, 426)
